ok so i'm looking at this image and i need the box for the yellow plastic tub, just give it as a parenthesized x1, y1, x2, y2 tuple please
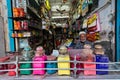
(57, 55, 70, 75)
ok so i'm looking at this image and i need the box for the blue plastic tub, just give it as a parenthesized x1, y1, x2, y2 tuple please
(95, 54, 109, 75)
(46, 62, 57, 74)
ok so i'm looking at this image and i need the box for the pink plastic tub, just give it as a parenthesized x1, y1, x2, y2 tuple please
(32, 56, 46, 75)
(83, 59, 96, 75)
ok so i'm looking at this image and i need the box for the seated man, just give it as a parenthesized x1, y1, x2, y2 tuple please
(73, 31, 93, 49)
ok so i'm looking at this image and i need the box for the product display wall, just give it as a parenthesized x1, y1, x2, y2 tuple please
(7, 0, 115, 61)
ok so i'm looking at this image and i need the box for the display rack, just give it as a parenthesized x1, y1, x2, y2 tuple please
(10, 0, 42, 51)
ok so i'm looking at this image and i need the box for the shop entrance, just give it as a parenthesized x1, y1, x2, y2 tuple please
(6, 0, 115, 61)
(0, 0, 119, 79)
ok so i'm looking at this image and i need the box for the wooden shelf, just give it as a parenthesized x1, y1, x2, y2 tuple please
(12, 36, 31, 38)
(11, 29, 30, 31)
(8, 17, 28, 20)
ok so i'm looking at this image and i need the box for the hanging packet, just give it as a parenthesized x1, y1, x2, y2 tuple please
(82, 0, 88, 16)
(87, 13, 101, 33)
(87, 0, 93, 4)
(82, 19, 88, 29)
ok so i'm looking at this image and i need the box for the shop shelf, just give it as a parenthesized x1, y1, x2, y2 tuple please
(28, 25, 41, 30)
(12, 37, 31, 38)
(11, 29, 30, 31)
(27, 6, 41, 19)
(8, 17, 28, 20)
(27, 0, 40, 11)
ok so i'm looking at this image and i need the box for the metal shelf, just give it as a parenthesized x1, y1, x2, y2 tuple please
(27, 5, 41, 19)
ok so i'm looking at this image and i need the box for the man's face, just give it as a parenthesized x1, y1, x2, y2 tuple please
(80, 34, 86, 42)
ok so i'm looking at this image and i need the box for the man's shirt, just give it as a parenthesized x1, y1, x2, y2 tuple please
(73, 40, 93, 49)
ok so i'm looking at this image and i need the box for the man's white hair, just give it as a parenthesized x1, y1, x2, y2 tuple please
(79, 31, 86, 35)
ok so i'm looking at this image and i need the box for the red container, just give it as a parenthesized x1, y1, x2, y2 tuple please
(8, 64, 16, 76)
(0, 64, 8, 74)
(0, 56, 10, 75)
(69, 49, 83, 74)
(70, 56, 83, 74)
(18, 8, 25, 17)
(5, 52, 19, 76)
(8, 64, 20, 76)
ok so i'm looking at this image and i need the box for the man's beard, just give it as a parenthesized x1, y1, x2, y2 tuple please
(80, 39, 86, 42)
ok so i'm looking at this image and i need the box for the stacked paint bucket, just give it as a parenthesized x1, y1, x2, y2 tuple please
(57, 46, 70, 76)
(94, 44, 109, 75)
(0, 56, 9, 75)
(32, 46, 47, 75)
(20, 47, 32, 75)
(46, 55, 57, 74)
(82, 44, 96, 75)
(6, 52, 19, 76)
(69, 49, 83, 75)
(7, 53, 19, 76)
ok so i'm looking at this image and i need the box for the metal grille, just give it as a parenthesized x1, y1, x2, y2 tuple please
(0, 56, 120, 79)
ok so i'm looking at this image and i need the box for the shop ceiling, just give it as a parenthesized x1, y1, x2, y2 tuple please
(50, 0, 71, 18)
(49, 0, 72, 26)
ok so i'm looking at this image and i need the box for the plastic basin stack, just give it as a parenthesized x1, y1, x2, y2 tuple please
(83, 59, 96, 75)
(20, 62, 32, 75)
(70, 55, 83, 74)
(8, 64, 17, 76)
(95, 54, 109, 75)
(0, 56, 9, 75)
(46, 63, 57, 74)
(46, 56, 57, 74)
(69, 49, 83, 75)
(57, 55, 70, 75)
(32, 56, 46, 75)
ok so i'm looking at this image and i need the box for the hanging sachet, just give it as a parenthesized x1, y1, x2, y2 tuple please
(87, 13, 97, 32)
(82, 0, 88, 16)
(82, 19, 88, 29)
(86, 32, 100, 42)
(87, 13, 101, 33)
(87, 0, 93, 4)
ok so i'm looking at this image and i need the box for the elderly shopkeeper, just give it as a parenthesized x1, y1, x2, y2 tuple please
(73, 31, 93, 49)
